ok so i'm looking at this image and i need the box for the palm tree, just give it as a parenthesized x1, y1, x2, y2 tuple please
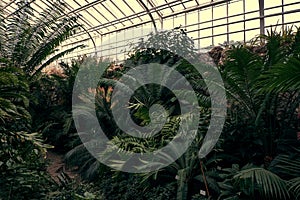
(0, 0, 89, 151)
(0, 0, 84, 77)
(217, 26, 300, 199)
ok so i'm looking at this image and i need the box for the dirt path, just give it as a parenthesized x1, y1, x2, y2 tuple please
(46, 151, 80, 184)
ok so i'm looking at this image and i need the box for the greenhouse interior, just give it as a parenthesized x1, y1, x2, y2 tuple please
(0, 0, 300, 199)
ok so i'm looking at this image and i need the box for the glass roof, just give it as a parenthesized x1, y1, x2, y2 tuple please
(0, 0, 216, 37)
(4, 0, 298, 61)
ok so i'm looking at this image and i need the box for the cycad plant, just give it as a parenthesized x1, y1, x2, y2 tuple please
(66, 28, 214, 188)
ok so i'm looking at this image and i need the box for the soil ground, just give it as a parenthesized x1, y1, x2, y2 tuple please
(46, 150, 80, 184)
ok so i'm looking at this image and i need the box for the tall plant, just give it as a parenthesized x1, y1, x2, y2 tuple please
(0, 1, 87, 198)
(217, 26, 300, 199)
(0, 0, 84, 77)
(99, 29, 217, 200)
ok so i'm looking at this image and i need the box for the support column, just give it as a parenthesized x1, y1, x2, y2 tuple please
(259, 0, 265, 35)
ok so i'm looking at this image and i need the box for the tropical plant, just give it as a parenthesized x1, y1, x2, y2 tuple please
(0, 0, 84, 77)
(220, 26, 300, 158)
(0, 1, 89, 198)
(218, 158, 300, 200)
(0, 60, 54, 199)
(99, 29, 222, 200)
(0, 65, 31, 130)
(62, 26, 300, 200)
(0, 0, 86, 151)
(65, 58, 117, 180)
(216, 26, 300, 200)
(30, 61, 81, 151)
(256, 26, 300, 101)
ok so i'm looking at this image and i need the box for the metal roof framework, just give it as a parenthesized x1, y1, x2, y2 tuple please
(0, 0, 227, 42)
(2, 0, 300, 61)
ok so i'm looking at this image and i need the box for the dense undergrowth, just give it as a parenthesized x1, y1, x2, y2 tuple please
(0, 1, 300, 200)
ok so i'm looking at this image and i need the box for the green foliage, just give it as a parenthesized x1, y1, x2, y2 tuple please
(125, 28, 197, 72)
(0, 149, 54, 200)
(90, 171, 176, 200)
(30, 61, 80, 150)
(221, 45, 263, 118)
(66, 28, 208, 176)
(2, 15, 299, 199)
(257, 27, 300, 93)
(64, 59, 117, 180)
(46, 180, 104, 200)
(221, 26, 299, 159)
(0, 47, 50, 199)
(217, 161, 300, 200)
(214, 26, 300, 200)
(259, 55, 300, 93)
(269, 151, 300, 179)
(233, 167, 290, 199)
(0, 63, 31, 127)
(287, 177, 300, 200)
(145, 182, 177, 200)
(0, 0, 85, 150)
(0, 1, 88, 199)
(0, 62, 53, 200)
(0, 0, 84, 76)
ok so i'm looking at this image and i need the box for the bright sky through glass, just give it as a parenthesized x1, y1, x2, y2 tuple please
(2, 0, 299, 61)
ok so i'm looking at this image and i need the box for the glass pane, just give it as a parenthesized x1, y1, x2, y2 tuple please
(199, 38, 213, 48)
(265, 16, 282, 27)
(229, 22, 244, 33)
(245, 0, 259, 12)
(187, 30, 199, 40)
(245, 19, 260, 29)
(245, 29, 259, 42)
(173, 13, 185, 27)
(265, 0, 282, 9)
(163, 17, 172, 30)
(199, 7, 212, 22)
(284, 2, 300, 12)
(200, 27, 212, 38)
(213, 35, 227, 45)
(229, 32, 244, 43)
(214, 25, 227, 37)
(228, 0, 244, 16)
(213, 4, 227, 20)
(186, 11, 198, 26)
(265, 7, 282, 19)
(245, 11, 259, 20)
(284, 12, 300, 24)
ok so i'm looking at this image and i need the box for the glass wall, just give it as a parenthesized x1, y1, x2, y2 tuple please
(58, 0, 300, 62)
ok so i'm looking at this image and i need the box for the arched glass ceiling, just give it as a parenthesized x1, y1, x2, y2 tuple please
(1, 0, 221, 36)
(2, 0, 300, 62)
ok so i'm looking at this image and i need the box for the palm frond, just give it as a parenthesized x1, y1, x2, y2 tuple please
(258, 57, 300, 93)
(269, 153, 300, 179)
(287, 177, 300, 199)
(32, 44, 85, 78)
(1, 0, 83, 75)
(233, 167, 290, 199)
(221, 45, 264, 117)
